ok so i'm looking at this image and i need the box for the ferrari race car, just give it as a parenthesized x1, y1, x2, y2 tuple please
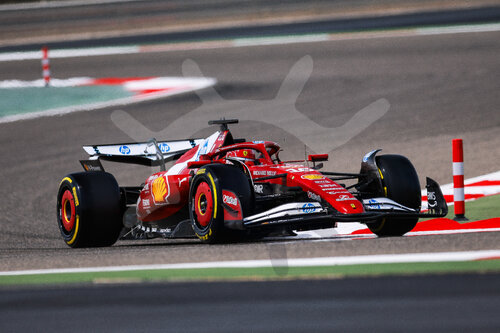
(57, 119, 448, 247)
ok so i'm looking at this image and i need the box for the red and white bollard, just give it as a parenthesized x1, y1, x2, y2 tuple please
(42, 46, 50, 87)
(452, 138, 468, 221)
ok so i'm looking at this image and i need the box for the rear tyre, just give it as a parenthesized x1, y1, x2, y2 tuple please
(189, 164, 254, 243)
(56, 172, 124, 248)
(367, 154, 421, 236)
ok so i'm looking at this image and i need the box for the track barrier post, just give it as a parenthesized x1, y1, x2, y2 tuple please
(42, 46, 50, 87)
(452, 138, 468, 221)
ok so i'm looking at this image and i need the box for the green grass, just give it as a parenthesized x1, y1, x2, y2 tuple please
(421, 194, 500, 223)
(1, 260, 499, 286)
(446, 194, 500, 222)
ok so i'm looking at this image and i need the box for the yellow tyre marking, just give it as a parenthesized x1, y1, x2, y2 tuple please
(60, 177, 72, 186)
(72, 187, 79, 206)
(374, 168, 387, 232)
(207, 173, 217, 219)
(378, 168, 388, 197)
(67, 214, 80, 245)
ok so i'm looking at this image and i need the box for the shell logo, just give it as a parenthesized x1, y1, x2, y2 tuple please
(301, 174, 324, 180)
(152, 176, 167, 203)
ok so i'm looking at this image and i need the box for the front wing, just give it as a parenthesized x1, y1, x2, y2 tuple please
(229, 177, 448, 231)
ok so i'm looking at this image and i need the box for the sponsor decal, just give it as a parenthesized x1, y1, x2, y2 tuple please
(367, 199, 380, 209)
(178, 177, 188, 188)
(119, 145, 131, 155)
(351, 203, 357, 209)
(254, 184, 264, 194)
(142, 199, 150, 208)
(427, 191, 437, 208)
(302, 203, 316, 213)
(223, 193, 239, 207)
(307, 191, 321, 201)
(195, 139, 210, 160)
(147, 174, 159, 182)
(319, 184, 340, 188)
(314, 180, 330, 184)
(158, 143, 170, 153)
(196, 168, 206, 175)
(152, 176, 167, 203)
(253, 140, 265, 144)
(80, 160, 104, 172)
(253, 170, 277, 176)
(336, 194, 357, 201)
(301, 174, 324, 180)
(327, 191, 346, 195)
(287, 167, 312, 173)
(84, 164, 101, 171)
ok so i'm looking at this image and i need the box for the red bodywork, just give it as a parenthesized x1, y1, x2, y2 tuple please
(136, 129, 365, 224)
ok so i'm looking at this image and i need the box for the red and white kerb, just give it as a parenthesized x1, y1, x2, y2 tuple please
(42, 46, 50, 87)
(452, 138, 466, 218)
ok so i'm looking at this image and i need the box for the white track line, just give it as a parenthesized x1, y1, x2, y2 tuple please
(1, 250, 499, 276)
(0, 46, 139, 62)
(1, 23, 500, 62)
(0, 0, 141, 11)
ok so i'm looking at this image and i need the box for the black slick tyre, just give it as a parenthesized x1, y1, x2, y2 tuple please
(56, 171, 124, 248)
(368, 154, 421, 237)
(189, 164, 254, 243)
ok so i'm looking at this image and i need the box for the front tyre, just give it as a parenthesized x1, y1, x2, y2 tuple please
(189, 164, 254, 243)
(56, 172, 124, 248)
(368, 154, 421, 236)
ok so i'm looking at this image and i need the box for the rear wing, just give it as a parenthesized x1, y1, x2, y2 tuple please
(81, 138, 204, 169)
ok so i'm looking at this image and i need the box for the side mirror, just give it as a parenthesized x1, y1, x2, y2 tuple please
(308, 154, 328, 162)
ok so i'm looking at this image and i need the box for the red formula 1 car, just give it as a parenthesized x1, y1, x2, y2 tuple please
(57, 119, 447, 247)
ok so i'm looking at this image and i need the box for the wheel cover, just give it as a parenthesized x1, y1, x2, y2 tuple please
(61, 189, 75, 232)
(194, 182, 213, 227)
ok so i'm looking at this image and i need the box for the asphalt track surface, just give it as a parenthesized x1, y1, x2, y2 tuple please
(1, 24, 500, 270)
(2, 274, 500, 332)
(3, 4, 500, 52)
(2, 0, 499, 49)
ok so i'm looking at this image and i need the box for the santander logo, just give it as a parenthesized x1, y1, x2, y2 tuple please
(223, 192, 238, 207)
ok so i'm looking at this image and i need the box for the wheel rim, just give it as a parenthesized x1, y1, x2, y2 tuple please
(194, 182, 213, 227)
(60, 189, 75, 232)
